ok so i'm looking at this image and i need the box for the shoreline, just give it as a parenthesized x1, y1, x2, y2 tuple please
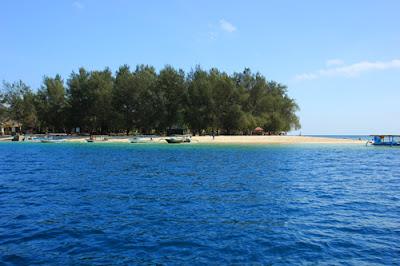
(0, 135, 365, 144)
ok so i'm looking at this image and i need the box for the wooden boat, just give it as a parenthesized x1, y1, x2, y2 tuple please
(41, 133, 69, 143)
(86, 135, 109, 143)
(165, 135, 191, 144)
(130, 135, 154, 143)
(366, 135, 400, 147)
(166, 138, 184, 143)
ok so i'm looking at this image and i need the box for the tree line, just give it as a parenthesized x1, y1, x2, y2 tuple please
(0, 65, 301, 135)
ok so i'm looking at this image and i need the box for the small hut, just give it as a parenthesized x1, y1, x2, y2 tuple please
(1, 121, 22, 136)
(254, 127, 264, 135)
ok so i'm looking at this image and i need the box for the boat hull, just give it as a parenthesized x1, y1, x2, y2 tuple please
(166, 139, 183, 143)
(86, 139, 108, 143)
(86, 136, 109, 142)
(372, 143, 400, 147)
(368, 135, 400, 147)
(166, 138, 191, 143)
(24, 137, 41, 142)
(41, 139, 67, 143)
(130, 138, 153, 143)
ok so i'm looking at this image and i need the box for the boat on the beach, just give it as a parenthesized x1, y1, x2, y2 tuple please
(166, 138, 185, 143)
(366, 135, 400, 147)
(23, 134, 43, 142)
(165, 134, 191, 144)
(130, 135, 154, 143)
(86, 135, 109, 143)
(41, 133, 69, 143)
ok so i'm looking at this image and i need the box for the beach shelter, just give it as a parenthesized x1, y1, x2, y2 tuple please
(254, 127, 264, 135)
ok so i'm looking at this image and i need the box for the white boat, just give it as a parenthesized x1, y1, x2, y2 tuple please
(41, 133, 69, 143)
(86, 135, 109, 142)
(23, 134, 44, 142)
(130, 135, 154, 143)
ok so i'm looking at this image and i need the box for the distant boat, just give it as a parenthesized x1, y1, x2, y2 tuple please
(86, 135, 109, 143)
(23, 134, 43, 142)
(12, 135, 24, 141)
(130, 135, 154, 143)
(166, 138, 185, 143)
(41, 133, 69, 143)
(366, 135, 400, 147)
(165, 134, 191, 144)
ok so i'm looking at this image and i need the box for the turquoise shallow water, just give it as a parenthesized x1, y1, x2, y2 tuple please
(1, 142, 399, 264)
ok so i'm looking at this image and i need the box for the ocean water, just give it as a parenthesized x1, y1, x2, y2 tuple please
(1, 142, 399, 264)
(309, 135, 372, 141)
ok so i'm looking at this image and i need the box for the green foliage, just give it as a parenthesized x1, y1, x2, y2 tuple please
(88, 68, 114, 133)
(113, 64, 159, 134)
(67, 67, 91, 131)
(234, 69, 301, 134)
(210, 69, 245, 132)
(156, 65, 186, 133)
(66, 67, 115, 133)
(1, 80, 38, 131)
(133, 65, 159, 133)
(113, 64, 136, 133)
(36, 74, 68, 132)
(2, 65, 301, 135)
(186, 66, 214, 135)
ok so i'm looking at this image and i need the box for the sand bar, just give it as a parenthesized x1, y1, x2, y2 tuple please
(189, 135, 364, 144)
(0, 135, 365, 144)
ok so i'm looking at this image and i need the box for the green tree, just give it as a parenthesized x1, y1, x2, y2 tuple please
(1, 80, 38, 132)
(113, 65, 137, 134)
(210, 69, 244, 133)
(234, 69, 301, 134)
(156, 65, 186, 133)
(0, 65, 300, 135)
(67, 67, 91, 132)
(261, 81, 300, 133)
(186, 66, 214, 135)
(87, 68, 114, 133)
(21, 89, 38, 131)
(36, 74, 68, 132)
(134, 65, 159, 133)
(0, 83, 10, 124)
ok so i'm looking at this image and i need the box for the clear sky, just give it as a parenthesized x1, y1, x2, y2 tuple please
(1, 0, 399, 135)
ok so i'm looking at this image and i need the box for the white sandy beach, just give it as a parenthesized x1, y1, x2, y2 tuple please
(0, 135, 365, 144)
(72, 135, 364, 144)
(189, 135, 364, 144)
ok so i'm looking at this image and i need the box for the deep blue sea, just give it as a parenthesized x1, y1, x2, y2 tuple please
(308, 135, 372, 141)
(1, 142, 399, 264)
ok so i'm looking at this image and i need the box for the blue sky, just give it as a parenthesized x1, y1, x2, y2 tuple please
(1, 0, 399, 134)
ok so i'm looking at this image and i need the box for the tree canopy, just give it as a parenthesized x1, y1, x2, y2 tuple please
(0, 65, 301, 135)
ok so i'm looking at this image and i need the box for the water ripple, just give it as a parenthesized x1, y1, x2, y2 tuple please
(0, 143, 399, 264)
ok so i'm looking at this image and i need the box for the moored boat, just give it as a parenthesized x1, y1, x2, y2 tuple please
(366, 135, 400, 147)
(166, 138, 184, 143)
(165, 134, 191, 144)
(130, 135, 154, 143)
(41, 133, 69, 143)
(23, 134, 43, 142)
(86, 135, 109, 143)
